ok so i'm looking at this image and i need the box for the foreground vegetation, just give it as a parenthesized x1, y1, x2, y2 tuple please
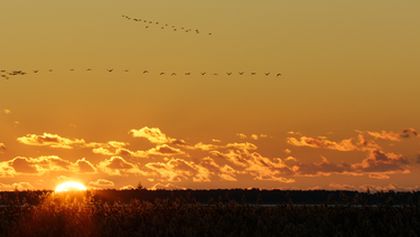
(0, 190, 419, 237)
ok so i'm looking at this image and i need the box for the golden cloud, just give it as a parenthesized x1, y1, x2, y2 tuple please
(129, 127, 174, 144)
(97, 156, 144, 176)
(89, 179, 115, 188)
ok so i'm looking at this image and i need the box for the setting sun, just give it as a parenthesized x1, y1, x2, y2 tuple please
(55, 181, 87, 193)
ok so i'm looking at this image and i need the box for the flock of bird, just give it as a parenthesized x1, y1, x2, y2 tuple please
(0, 68, 282, 80)
(122, 15, 213, 36)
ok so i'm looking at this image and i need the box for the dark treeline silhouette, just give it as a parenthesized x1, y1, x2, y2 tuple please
(0, 190, 419, 237)
(1, 189, 420, 206)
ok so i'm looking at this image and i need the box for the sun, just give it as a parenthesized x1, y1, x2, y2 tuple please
(55, 181, 87, 193)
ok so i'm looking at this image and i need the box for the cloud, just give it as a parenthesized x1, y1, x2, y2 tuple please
(366, 131, 401, 142)
(129, 127, 174, 144)
(97, 156, 143, 176)
(0, 182, 33, 191)
(89, 179, 115, 188)
(351, 149, 410, 178)
(73, 158, 97, 173)
(120, 185, 136, 190)
(145, 158, 211, 183)
(366, 128, 418, 141)
(3, 109, 11, 115)
(149, 182, 186, 190)
(17, 133, 86, 149)
(237, 133, 268, 140)
(287, 136, 357, 152)
(209, 142, 295, 183)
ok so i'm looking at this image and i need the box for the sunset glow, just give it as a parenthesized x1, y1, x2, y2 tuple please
(55, 181, 87, 193)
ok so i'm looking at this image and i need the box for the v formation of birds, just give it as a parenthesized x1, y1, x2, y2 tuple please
(0, 14, 283, 81)
(0, 69, 282, 80)
(121, 15, 212, 36)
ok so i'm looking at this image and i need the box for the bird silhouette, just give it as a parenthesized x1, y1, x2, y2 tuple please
(265, 72, 271, 76)
(227, 72, 232, 76)
(185, 72, 191, 76)
(86, 69, 92, 71)
(160, 72, 165, 75)
(171, 73, 177, 76)
(201, 72, 206, 76)
(239, 72, 245, 75)
(276, 73, 282, 77)
(143, 70, 149, 74)
(107, 69, 113, 72)
(251, 72, 256, 75)
(33, 70, 39, 73)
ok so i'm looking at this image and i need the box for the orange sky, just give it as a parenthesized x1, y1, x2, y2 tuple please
(1, 0, 419, 191)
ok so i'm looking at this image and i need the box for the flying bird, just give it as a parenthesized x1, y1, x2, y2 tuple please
(276, 73, 282, 77)
(239, 72, 245, 75)
(143, 70, 149, 74)
(201, 72, 207, 76)
(107, 69, 114, 72)
(265, 72, 271, 76)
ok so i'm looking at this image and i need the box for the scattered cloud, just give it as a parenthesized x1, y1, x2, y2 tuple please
(0, 182, 33, 191)
(237, 133, 268, 140)
(97, 156, 143, 176)
(287, 136, 357, 152)
(17, 133, 86, 149)
(3, 109, 11, 115)
(129, 127, 175, 144)
(89, 179, 115, 188)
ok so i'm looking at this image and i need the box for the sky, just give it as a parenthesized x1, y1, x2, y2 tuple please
(0, 0, 419, 191)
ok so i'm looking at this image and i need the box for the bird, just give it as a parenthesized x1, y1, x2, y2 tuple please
(208, 33, 212, 36)
(276, 73, 282, 77)
(201, 72, 207, 76)
(226, 72, 232, 76)
(160, 72, 165, 75)
(239, 72, 245, 75)
(86, 68, 92, 71)
(185, 72, 191, 76)
(107, 69, 114, 72)
(33, 70, 39, 73)
(143, 70, 149, 74)
(251, 72, 256, 75)
(171, 73, 177, 76)
(265, 72, 271, 76)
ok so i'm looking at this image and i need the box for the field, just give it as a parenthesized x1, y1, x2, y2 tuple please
(0, 190, 419, 237)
